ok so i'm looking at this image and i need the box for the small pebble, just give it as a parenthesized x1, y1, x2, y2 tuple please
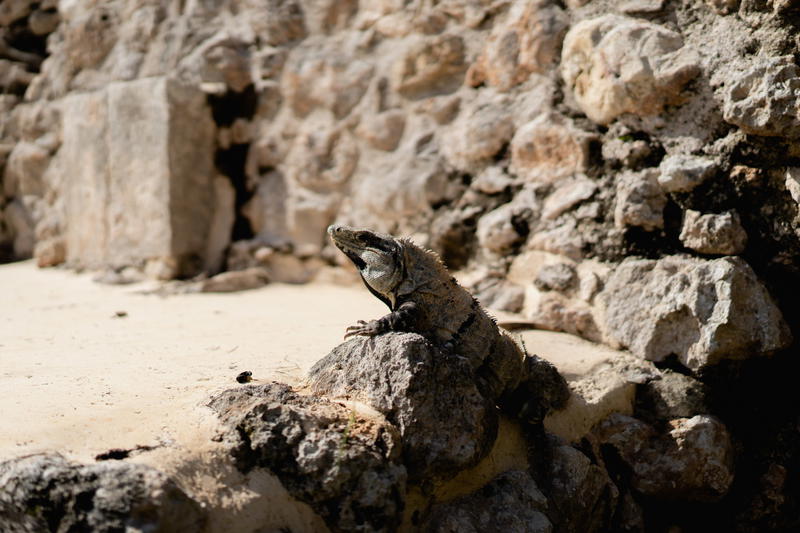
(236, 371, 253, 383)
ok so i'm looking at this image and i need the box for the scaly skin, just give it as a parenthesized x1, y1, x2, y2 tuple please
(327, 224, 534, 403)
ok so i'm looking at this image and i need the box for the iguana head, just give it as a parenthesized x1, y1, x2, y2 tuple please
(328, 224, 405, 307)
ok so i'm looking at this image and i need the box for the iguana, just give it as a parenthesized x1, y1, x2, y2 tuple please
(327, 224, 569, 422)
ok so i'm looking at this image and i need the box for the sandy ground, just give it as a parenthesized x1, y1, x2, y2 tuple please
(0, 259, 623, 466)
(0, 260, 385, 461)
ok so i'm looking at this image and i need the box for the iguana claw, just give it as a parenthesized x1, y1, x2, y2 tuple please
(344, 319, 382, 339)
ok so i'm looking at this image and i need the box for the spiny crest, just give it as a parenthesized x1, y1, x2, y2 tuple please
(398, 237, 450, 276)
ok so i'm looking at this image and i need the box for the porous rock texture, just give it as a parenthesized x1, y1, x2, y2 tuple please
(2, 0, 800, 530)
(0, 453, 206, 533)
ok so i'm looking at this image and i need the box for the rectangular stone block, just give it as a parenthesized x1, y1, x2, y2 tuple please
(57, 77, 218, 275)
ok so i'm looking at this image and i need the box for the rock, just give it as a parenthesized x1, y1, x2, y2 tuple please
(510, 113, 595, 183)
(619, 0, 664, 13)
(204, 176, 235, 274)
(423, 470, 553, 532)
(614, 169, 667, 231)
(3, 198, 34, 258)
(602, 134, 652, 169)
(535, 263, 576, 291)
(722, 56, 800, 137)
(561, 15, 700, 125)
(636, 369, 709, 423)
(52, 77, 218, 277)
(393, 34, 467, 98)
(475, 202, 531, 254)
(282, 40, 374, 118)
(441, 92, 515, 173)
(0, 453, 205, 533)
(356, 109, 406, 151)
(658, 154, 717, 193)
(471, 166, 516, 195)
(706, 0, 739, 14)
(468, 0, 568, 91)
(600, 255, 792, 370)
(284, 117, 360, 193)
(3, 140, 50, 197)
(0, 0, 33, 26)
(308, 332, 498, 481)
(542, 176, 597, 220)
(243, 169, 290, 244)
(547, 442, 619, 533)
(28, 8, 60, 35)
(34, 237, 66, 267)
(200, 267, 270, 292)
(472, 278, 526, 313)
(593, 413, 735, 502)
(679, 209, 747, 255)
(208, 382, 406, 532)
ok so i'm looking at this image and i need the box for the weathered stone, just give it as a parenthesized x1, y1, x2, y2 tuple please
(393, 34, 467, 98)
(593, 413, 735, 502)
(601, 133, 652, 169)
(619, 0, 664, 14)
(636, 369, 709, 423)
(471, 166, 516, 195)
(308, 332, 498, 481)
(284, 117, 360, 192)
(614, 169, 667, 231)
(600, 255, 792, 370)
(3, 199, 34, 258)
(547, 442, 619, 533)
(706, 0, 739, 14)
(510, 113, 595, 183)
(542, 176, 597, 220)
(476, 202, 531, 254)
(471, 277, 526, 313)
(0, 453, 205, 533)
(0, 0, 33, 26)
(424, 470, 552, 532)
(282, 41, 374, 118)
(52, 77, 217, 277)
(441, 93, 515, 173)
(658, 154, 717, 193)
(561, 15, 700, 125)
(679, 209, 747, 255)
(722, 56, 800, 137)
(200, 267, 270, 293)
(28, 8, 60, 35)
(243, 169, 290, 244)
(535, 263, 577, 291)
(468, 0, 568, 91)
(356, 109, 406, 151)
(34, 237, 66, 268)
(209, 382, 406, 533)
(3, 141, 49, 197)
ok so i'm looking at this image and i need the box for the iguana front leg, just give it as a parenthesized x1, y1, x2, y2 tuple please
(344, 301, 418, 339)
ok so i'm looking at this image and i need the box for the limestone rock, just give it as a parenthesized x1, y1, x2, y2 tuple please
(356, 109, 406, 151)
(614, 169, 666, 231)
(658, 154, 717, 193)
(393, 34, 467, 98)
(3, 141, 50, 197)
(441, 92, 515, 173)
(200, 267, 270, 293)
(0, 453, 205, 533)
(594, 413, 735, 502)
(722, 56, 800, 138)
(636, 369, 709, 423)
(561, 15, 700, 125)
(547, 442, 619, 533)
(706, 0, 739, 14)
(600, 255, 792, 370)
(679, 209, 747, 255)
(308, 332, 498, 481)
(209, 382, 406, 533)
(51, 77, 217, 277)
(510, 113, 595, 183)
(468, 0, 568, 91)
(424, 470, 552, 532)
(476, 202, 531, 254)
(542, 176, 597, 220)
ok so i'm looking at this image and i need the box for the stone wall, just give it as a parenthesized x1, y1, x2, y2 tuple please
(1, 0, 800, 531)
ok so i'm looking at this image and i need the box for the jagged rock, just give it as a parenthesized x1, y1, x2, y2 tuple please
(542, 176, 597, 220)
(282, 40, 373, 118)
(614, 169, 667, 231)
(308, 332, 499, 481)
(722, 56, 800, 138)
(593, 413, 735, 502)
(476, 202, 531, 254)
(547, 442, 619, 533)
(284, 116, 360, 193)
(535, 263, 576, 291)
(0, 453, 205, 533)
(468, 0, 568, 91)
(471, 277, 526, 313)
(636, 369, 709, 423)
(3, 198, 34, 258)
(423, 470, 553, 532)
(561, 14, 700, 125)
(393, 34, 467, 98)
(706, 0, 739, 14)
(209, 382, 406, 533)
(356, 110, 406, 151)
(679, 209, 748, 255)
(600, 255, 792, 370)
(441, 92, 515, 173)
(658, 154, 717, 193)
(3, 140, 50, 197)
(510, 113, 595, 183)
